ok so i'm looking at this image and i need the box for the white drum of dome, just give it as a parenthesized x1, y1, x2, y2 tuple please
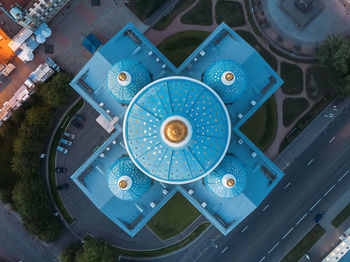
(117, 175, 132, 190)
(117, 71, 132, 86)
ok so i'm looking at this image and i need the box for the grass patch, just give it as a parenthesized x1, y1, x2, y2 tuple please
(127, 0, 165, 21)
(331, 203, 350, 227)
(283, 98, 309, 127)
(306, 66, 331, 100)
(236, 30, 278, 71)
(279, 94, 336, 152)
(147, 192, 200, 240)
(48, 99, 84, 224)
(281, 224, 325, 262)
(215, 1, 245, 27)
(157, 30, 210, 67)
(181, 0, 213, 25)
(280, 62, 304, 95)
(241, 96, 277, 151)
(153, 0, 196, 30)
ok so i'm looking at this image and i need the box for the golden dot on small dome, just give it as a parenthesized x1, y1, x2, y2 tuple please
(225, 72, 234, 81)
(227, 178, 235, 187)
(118, 72, 127, 81)
(119, 180, 127, 188)
(164, 120, 187, 143)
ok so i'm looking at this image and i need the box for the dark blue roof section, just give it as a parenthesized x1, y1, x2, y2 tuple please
(82, 34, 102, 54)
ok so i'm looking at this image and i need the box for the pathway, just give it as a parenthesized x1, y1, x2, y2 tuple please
(143, 0, 317, 160)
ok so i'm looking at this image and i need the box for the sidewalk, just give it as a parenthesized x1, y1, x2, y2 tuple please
(298, 189, 350, 262)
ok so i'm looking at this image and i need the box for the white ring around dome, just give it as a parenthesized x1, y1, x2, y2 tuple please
(222, 174, 236, 188)
(221, 71, 236, 86)
(123, 76, 231, 185)
(160, 115, 192, 148)
(117, 175, 132, 190)
(117, 71, 132, 86)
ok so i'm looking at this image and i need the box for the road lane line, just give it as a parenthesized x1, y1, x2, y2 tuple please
(307, 159, 314, 166)
(283, 182, 291, 189)
(262, 204, 270, 211)
(338, 170, 349, 182)
(268, 242, 279, 254)
(258, 256, 266, 262)
(324, 184, 336, 196)
(221, 246, 228, 254)
(282, 227, 294, 239)
(241, 226, 248, 232)
(296, 213, 307, 225)
(329, 136, 336, 143)
(310, 199, 322, 211)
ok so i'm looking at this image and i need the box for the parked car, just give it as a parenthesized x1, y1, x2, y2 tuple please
(63, 131, 75, 139)
(57, 183, 69, 190)
(57, 145, 68, 154)
(60, 138, 72, 146)
(55, 167, 67, 173)
(71, 119, 83, 129)
(314, 212, 324, 223)
(74, 114, 85, 122)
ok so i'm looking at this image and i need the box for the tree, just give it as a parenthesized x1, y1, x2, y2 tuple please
(60, 242, 81, 262)
(76, 238, 118, 262)
(317, 34, 350, 96)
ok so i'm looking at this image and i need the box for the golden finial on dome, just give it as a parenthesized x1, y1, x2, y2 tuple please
(225, 72, 234, 81)
(164, 120, 187, 143)
(227, 178, 235, 187)
(118, 72, 127, 81)
(119, 180, 128, 189)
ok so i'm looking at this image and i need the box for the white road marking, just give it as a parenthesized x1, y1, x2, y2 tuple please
(241, 226, 248, 232)
(282, 227, 294, 239)
(324, 184, 336, 196)
(329, 136, 336, 143)
(284, 182, 291, 189)
(338, 170, 349, 182)
(307, 159, 314, 166)
(221, 246, 228, 254)
(310, 199, 322, 211)
(258, 256, 266, 262)
(262, 204, 270, 211)
(268, 242, 279, 254)
(296, 213, 307, 225)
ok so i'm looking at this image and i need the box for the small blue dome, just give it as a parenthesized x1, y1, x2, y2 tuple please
(108, 157, 151, 201)
(107, 59, 150, 104)
(204, 155, 247, 198)
(203, 60, 247, 103)
(124, 76, 231, 184)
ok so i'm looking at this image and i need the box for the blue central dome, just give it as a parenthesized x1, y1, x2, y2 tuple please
(124, 76, 231, 184)
(108, 157, 151, 200)
(204, 155, 247, 198)
(203, 60, 247, 104)
(107, 59, 150, 104)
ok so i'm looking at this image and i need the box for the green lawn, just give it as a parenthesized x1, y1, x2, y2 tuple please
(153, 0, 196, 30)
(283, 98, 309, 127)
(306, 66, 331, 100)
(332, 203, 350, 227)
(147, 192, 200, 240)
(127, 0, 165, 21)
(157, 30, 210, 67)
(281, 62, 304, 95)
(181, 0, 213, 25)
(48, 99, 84, 224)
(240, 96, 278, 151)
(215, 1, 245, 27)
(236, 30, 278, 71)
(281, 224, 325, 262)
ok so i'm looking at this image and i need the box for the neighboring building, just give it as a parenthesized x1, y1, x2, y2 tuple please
(323, 227, 350, 262)
(0, 0, 70, 31)
(70, 23, 284, 236)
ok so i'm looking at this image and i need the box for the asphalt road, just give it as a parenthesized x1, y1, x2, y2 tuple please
(123, 102, 350, 262)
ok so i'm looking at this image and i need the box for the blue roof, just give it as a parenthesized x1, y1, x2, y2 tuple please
(82, 34, 102, 54)
(108, 157, 151, 200)
(107, 59, 151, 104)
(203, 60, 247, 104)
(124, 76, 231, 184)
(204, 155, 247, 198)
